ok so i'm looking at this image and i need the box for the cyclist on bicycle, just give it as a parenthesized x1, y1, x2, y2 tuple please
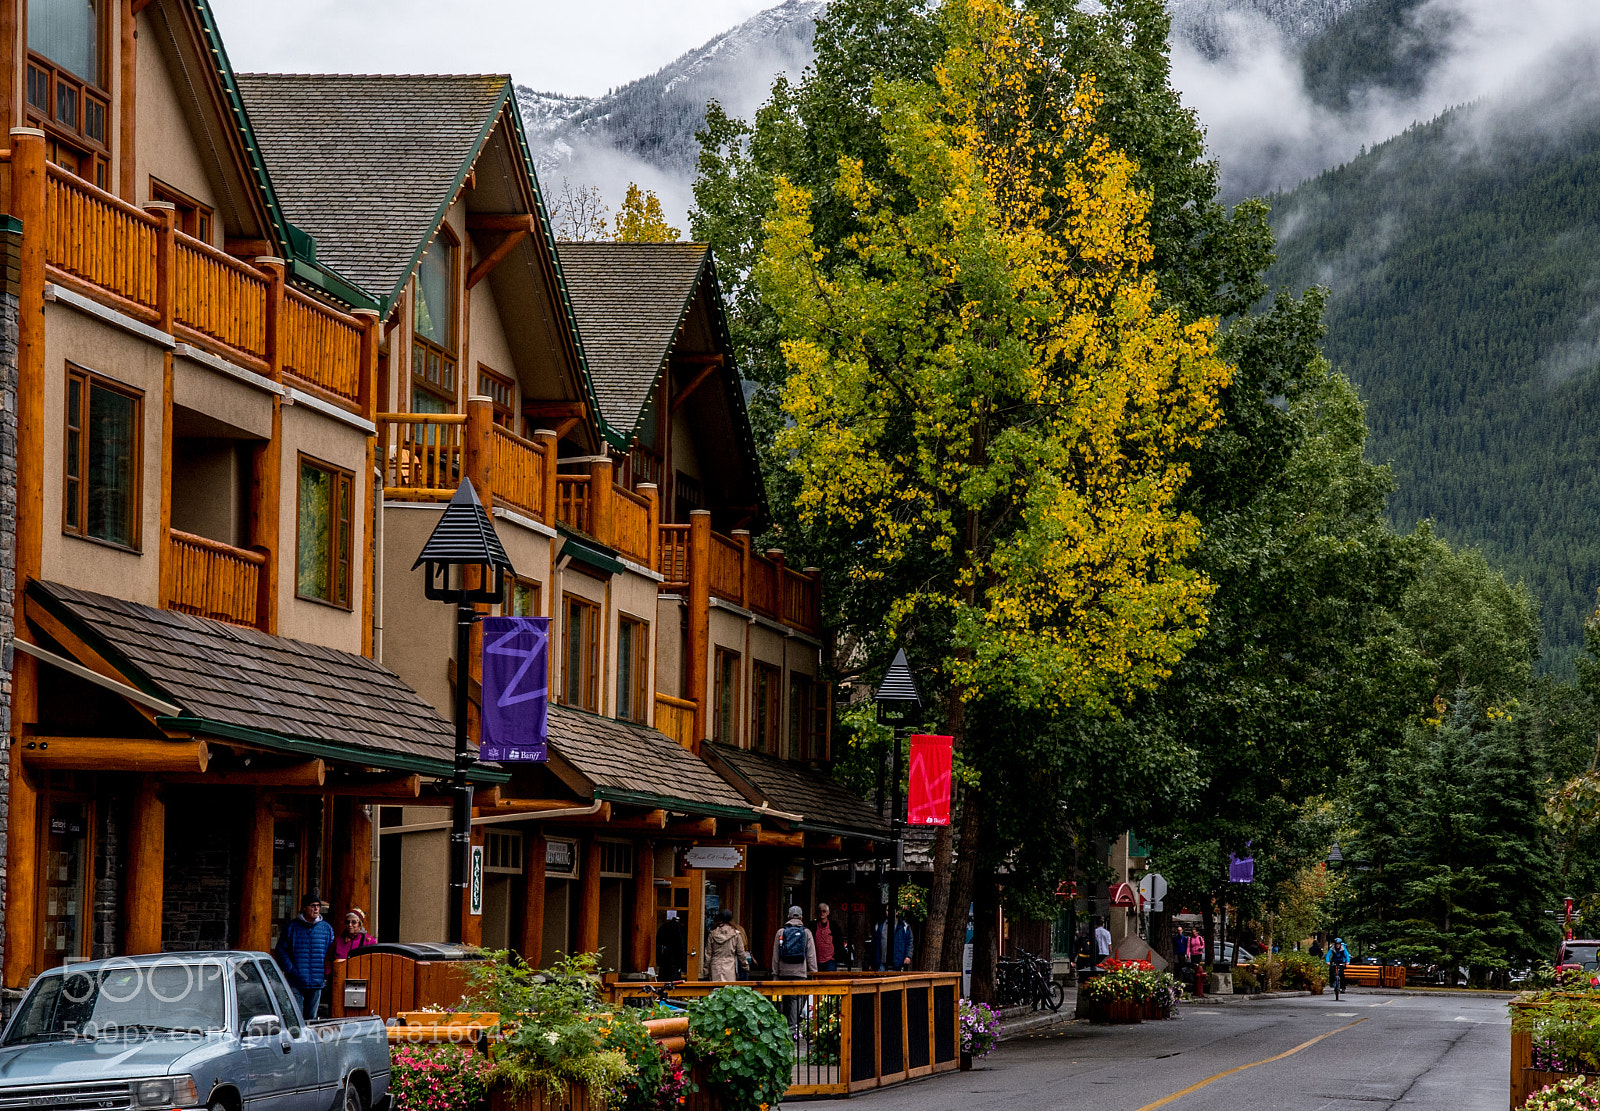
(1326, 937, 1351, 993)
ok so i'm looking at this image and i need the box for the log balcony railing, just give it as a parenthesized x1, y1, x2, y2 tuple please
(662, 513, 821, 636)
(164, 529, 266, 628)
(36, 160, 374, 412)
(377, 401, 660, 571)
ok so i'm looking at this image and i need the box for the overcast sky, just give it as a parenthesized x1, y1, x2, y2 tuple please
(208, 0, 775, 96)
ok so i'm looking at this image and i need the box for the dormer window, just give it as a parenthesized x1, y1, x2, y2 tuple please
(26, 0, 109, 187)
(411, 233, 457, 413)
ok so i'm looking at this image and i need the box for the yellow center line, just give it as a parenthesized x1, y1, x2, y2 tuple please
(1132, 1017, 1370, 1111)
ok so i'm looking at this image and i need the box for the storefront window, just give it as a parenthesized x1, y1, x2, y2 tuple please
(269, 822, 302, 953)
(41, 800, 89, 968)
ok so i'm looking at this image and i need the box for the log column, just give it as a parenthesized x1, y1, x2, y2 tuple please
(588, 456, 614, 547)
(6, 129, 46, 989)
(123, 776, 165, 955)
(578, 837, 602, 957)
(251, 258, 287, 634)
(686, 511, 712, 749)
(630, 838, 656, 973)
(520, 829, 547, 966)
(332, 800, 373, 923)
(238, 792, 274, 951)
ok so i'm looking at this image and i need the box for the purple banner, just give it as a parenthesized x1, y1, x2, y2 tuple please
(1228, 853, 1254, 884)
(479, 616, 549, 762)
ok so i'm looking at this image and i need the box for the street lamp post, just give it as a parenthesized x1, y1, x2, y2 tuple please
(874, 649, 921, 928)
(413, 480, 515, 943)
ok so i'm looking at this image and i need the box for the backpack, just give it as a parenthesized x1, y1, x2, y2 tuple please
(780, 925, 807, 962)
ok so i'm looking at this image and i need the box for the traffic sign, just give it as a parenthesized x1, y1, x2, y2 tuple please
(1138, 873, 1168, 912)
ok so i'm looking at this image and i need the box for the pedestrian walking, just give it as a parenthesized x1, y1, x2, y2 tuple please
(705, 909, 743, 981)
(772, 905, 818, 1029)
(275, 893, 335, 1019)
(813, 903, 840, 972)
(1094, 916, 1112, 964)
(875, 909, 914, 971)
(329, 908, 376, 972)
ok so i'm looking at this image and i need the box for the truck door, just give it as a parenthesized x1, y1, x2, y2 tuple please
(234, 959, 292, 1108)
(261, 959, 332, 1108)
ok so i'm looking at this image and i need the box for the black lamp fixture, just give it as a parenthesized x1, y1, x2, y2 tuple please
(413, 480, 515, 943)
(874, 648, 921, 921)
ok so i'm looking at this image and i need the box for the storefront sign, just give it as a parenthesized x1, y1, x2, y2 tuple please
(470, 845, 484, 914)
(683, 844, 745, 871)
(1228, 853, 1254, 884)
(908, 734, 954, 826)
(546, 838, 577, 877)
(479, 616, 550, 762)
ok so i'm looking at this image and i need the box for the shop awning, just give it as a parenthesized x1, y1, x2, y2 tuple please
(26, 581, 506, 783)
(537, 704, 760, 821)
(706, 743, 891, 841)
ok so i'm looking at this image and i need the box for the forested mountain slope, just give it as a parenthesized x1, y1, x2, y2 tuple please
(1267, 106, 1600, 675)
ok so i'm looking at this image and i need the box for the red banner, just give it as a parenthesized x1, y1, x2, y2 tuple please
(907, 734, 954, 826)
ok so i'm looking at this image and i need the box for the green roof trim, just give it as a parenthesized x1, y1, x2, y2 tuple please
(558, 527, 627, 576)
(592, 787, 761, 822)
(155, 714, 511, 784)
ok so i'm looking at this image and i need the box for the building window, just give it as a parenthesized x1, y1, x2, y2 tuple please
(753, 663, 782, 755)
(789, 675, 817, 762)
(411, 233, 457, 412)
(39, 796, 91, 969)
(478, 365, 515, 427)
(617, 617, 649, 724)
(674, 471, 704, 524)
(508, 577, 541, 617)
(296, 456, 353, 608)
(150, 178, 213, 242)
(598, 840, 634, 879)
(714, 649, 740, 746)
(63, 365, 140, 549)
(26, 0, 109, 181)
(563, 595, 600, 712)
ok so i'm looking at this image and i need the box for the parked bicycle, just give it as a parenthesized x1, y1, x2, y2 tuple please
(996, 948, 1065, 1012)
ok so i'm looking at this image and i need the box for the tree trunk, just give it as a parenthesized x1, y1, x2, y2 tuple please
(970, 871, 1000, 1004)
(1202, 901, 1215, 970)
(920, 690, 966, 971)
(940, 785, 983, 974)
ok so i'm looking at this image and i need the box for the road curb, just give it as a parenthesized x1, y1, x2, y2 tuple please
(1184, 990, 1314, 1005)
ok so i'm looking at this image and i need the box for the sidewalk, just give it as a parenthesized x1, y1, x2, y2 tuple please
(996, 993, 1079, 1040)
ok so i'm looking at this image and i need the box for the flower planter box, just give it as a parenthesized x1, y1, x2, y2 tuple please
(489, 1082, 593, 1111)
(1088, 999, 1144, 1025)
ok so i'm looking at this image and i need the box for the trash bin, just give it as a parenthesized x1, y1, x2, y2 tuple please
(333, 941, 489, 1019)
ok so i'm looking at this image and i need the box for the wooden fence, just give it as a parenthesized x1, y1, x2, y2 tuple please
(654, 694, 697, 749)
(492, 426, 550, 518)
(377, 414, 466, 499)
(601, 973, 961, 1097)
(557, 475, 591, 534)
(612, 485, 652, 565)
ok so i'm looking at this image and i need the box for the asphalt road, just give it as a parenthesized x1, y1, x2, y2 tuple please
(847, 990, 1511, 1111)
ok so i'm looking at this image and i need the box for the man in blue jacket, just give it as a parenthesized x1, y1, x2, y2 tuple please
(874, 910, 915, 971)
(276, 893, 336, 1019)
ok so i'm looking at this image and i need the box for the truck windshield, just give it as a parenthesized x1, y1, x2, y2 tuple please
(1564, 944, 1600, 969)
(5, 959, 228, 1043)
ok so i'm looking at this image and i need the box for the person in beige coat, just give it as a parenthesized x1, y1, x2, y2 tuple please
(705, 908, 744, 981)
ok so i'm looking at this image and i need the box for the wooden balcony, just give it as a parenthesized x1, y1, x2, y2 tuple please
(165, 529, 265, 628)
(37, 161, 373, 411)
(658, 516, 821, 635)
(654, 694, 697, 750)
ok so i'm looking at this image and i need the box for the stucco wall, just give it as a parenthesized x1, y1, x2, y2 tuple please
(40, 303, 167, 607)
(134, 13, 222, 243)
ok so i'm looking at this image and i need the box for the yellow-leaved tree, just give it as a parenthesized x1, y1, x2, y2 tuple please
(754, 0, 1234, 960)
(613, 183, 681, 243)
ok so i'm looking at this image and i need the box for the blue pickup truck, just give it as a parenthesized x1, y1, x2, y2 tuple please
(0, 951, 390, 1111)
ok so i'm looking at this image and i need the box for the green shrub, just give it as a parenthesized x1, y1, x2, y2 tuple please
(1278, 952, 1327, 992)
(686, 986, 794, 1111)
(1233, 964, 1259, 993)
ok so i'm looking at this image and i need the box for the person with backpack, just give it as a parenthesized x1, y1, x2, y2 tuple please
(772, 906, 819, 978)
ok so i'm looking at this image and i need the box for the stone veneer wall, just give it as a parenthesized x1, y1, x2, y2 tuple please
(0, 218, 24, 971)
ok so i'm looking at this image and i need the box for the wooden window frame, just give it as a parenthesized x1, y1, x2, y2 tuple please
(563, 593, 601, 712)
(753, 662, 782, 756)
(63, 363, 142, 551)
(789, 674, 816, 763)
(294, 454, 355, 610)
(478, 365, 515, 427)
(411, 228, 459, 412)
(714, 648, 741, 747)
(25, 0, 111, 182)
(507, 576, 542, 618)
(149, 177, 214, 242)
(616, 615, 650, 725)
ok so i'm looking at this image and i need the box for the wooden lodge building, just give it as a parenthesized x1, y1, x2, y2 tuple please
(0, 0, 887, 996)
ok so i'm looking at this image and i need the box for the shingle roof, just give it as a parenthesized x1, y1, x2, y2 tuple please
(32, 581, 459, 773)
(709, 744, 890, 839)
(546, 704, 756, 817)
(553, 242, 709, 435)
(235, 73, 508, 306)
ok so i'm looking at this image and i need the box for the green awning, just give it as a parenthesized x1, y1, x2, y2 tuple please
(559, 528, 626, 576)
